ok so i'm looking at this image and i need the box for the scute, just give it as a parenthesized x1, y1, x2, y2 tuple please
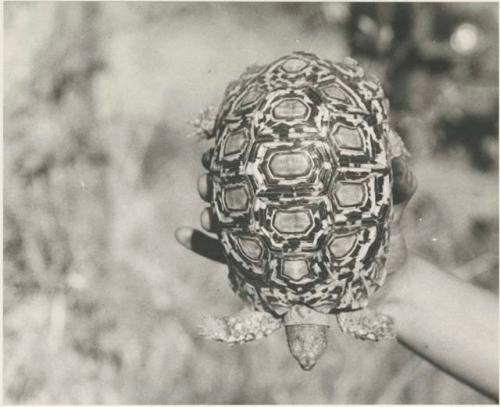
(322, 84, 348, 101)
(332, 124, 364, 150)
(328, 233, 357, 258)
(281, 57, 308, 73)
(273, 99, 309, 120)
(283, 259, 310, 281)
(268, 151, 312, 177)
(210, 52, 395, 316)
(224, 130, 248, 156)
(335, 182, 366, 207)
(240, 88, 263, 107)
(238, 236, 264, 261)
(224, 185, 250, 211)
(273, 209, 313, 234)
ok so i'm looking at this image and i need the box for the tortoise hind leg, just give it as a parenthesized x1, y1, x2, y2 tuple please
(336, 309, 396, 341)
(199, 307, 282, 344)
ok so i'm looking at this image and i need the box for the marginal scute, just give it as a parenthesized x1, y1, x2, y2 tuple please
(272, 99, 308, 119)
(273, 209, 313, 234)
(281, 57, 308, 73)
(240, 89, 262, 107)
(224, 186, 249, 211)
(322, 84, 348, 101)
(335, 182, 366, 207)
(269, 151, 312, 177)
(238, 236, 263, 261)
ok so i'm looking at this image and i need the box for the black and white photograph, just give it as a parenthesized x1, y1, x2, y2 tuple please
(3, 1, 499, 404)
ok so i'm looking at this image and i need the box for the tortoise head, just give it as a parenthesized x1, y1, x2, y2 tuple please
(284, 305, 330, 371)
(285, 324, 328, 371)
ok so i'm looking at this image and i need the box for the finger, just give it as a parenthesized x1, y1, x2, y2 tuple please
(202, 148, 214, 170)
(175, 226, 226, 263)
(197, 173, 212, 202)
(391, 156, 407, 178)
(392, 171, 417, 223)
(201, 207, 218, 232)
(392, 202, 407, 224)
(386, 223, 408, 274)
(392, 158, 417, 205)
(394, 170, 418, 205)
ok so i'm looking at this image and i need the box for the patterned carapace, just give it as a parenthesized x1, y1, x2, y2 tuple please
(210, 52, 394, 318)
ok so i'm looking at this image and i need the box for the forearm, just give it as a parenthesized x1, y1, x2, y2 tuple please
(377, 254, 499, 401)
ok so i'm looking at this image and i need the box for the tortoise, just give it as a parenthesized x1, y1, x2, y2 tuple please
(192, 52, 410, 370)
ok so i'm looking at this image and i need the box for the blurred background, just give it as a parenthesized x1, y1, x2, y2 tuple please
(3, 2, 498, 404)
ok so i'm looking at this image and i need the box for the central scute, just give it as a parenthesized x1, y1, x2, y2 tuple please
(211, 52, 393, 317)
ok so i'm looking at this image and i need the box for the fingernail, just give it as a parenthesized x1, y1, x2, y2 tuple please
(175, 227, 193, 249)
(198, 174, 209, 199)
(198, 173, 213, 201)
(202, 148, 214, 170)
(200, 208, 213, 231)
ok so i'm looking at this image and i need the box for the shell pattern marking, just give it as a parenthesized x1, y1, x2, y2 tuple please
(210, 52, 393, 318)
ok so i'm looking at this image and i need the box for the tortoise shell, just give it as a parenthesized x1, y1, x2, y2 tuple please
(209, 52, 395, 318)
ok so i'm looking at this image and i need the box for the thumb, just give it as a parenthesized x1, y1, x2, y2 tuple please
(391, 157, 418, 224)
